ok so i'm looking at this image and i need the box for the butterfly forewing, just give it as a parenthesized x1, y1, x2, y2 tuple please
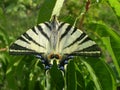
(58, 23, 101, 57)
(9, 22, 52, 55)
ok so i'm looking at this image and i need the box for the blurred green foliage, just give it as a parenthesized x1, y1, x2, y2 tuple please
(0, 0, 120, 90)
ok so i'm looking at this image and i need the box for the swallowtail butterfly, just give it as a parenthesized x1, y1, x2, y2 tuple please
(9, 16, 101, 70)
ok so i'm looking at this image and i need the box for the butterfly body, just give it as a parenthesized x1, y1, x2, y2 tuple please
(9, 16, 101, 70)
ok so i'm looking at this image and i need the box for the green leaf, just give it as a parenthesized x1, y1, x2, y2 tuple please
(48, 60, 64, 90)
(37, 0, 56, 23)
(80, 57, 116, 90)
(107, 0, 120, 17)
(88, 21, 120, 77)
(102, 37, 120, 76)
(80, 58, 102, 90)
(6, 71, 18, 90)
(0, 27, 9, 46)
(51, 0, 64, 17)
(75, 65, 85, 90)
(66, 60, 77, 90)
(37, 0, 64, 23)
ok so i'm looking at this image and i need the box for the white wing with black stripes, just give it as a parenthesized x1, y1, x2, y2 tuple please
(9, 16, 101, 70)
(10, 23, 51, 55)
(58, 23, 101, 56)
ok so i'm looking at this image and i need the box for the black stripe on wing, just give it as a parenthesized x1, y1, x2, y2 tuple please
(71, 44, 101, 57)
(23, 32, 45, 48)
(78, 36, 91, 45)
(37, 25, 50, 41)
(18, 36, 30, 44)
(58, 22, 66, 31)
(63, 32, 87, 49)
(32, 27, 38, 35)
(9, 43, 40, 55)
(10, 43, 32, 50)
(60, 25, 72, 41)
(44, 22, 52, 30)
(77, 44, 101, 52)
(71, 27, 77, 35)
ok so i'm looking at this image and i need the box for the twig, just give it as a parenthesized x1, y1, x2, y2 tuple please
(79, 0, 91, 29)
(0, 48, 7, 52)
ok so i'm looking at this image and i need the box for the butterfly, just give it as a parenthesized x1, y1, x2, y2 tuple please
(9, 15, 101, 70)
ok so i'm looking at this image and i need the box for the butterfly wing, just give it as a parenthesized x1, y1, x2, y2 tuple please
(58, 23, 101, 57)
(9, 22, 51, 55)
(9, 16, 101, 70)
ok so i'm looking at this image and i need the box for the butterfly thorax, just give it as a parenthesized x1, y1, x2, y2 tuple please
(50, 30, 59, 50)
(49, 16, 60, 53)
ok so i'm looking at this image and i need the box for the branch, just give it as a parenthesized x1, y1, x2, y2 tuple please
(0, 48, 7, 52)
(79, 0, 91, 29)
